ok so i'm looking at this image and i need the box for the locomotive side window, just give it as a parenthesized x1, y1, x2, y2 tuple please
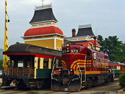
(71, 49, 78, 53)
(43, 58, 49, 69)
(93, 52, 96, 60)
(87, 51, 91, 59)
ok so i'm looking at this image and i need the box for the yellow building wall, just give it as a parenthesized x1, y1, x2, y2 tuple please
(25, 39, 54, 49)
(56, 39, 63, 50)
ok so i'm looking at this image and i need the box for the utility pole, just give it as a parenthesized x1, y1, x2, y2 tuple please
(3, 0, 8, 73)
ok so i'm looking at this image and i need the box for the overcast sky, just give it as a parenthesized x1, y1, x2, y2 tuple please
(0, 0, 125, 49)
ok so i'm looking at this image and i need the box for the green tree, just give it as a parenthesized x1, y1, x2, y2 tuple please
(119, 43, 125, 62)
(119, 72, 125, 88)
(97, 35, 124, 62)
(97, 35, 105, 51)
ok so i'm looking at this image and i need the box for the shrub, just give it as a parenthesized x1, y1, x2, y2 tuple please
(119, 72, 125, 88)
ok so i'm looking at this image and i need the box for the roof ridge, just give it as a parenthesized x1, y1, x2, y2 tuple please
(35, 4, 52, 11)
(79, 24, 91, 29)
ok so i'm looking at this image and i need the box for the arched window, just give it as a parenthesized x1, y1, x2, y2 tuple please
(88, 43, 93, 49)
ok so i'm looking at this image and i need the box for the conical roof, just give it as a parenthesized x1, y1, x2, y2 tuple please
(76, 25, 95, 37)
(30, 5, 57, 24)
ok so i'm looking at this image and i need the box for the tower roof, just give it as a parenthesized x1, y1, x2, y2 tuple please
(76, 25, 95, 37)
(24, 26, 63, 37)
(30, 5, 57, 24)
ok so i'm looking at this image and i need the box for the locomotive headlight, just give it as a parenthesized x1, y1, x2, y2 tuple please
(59, 69, 61, 72)
(70, 69, 74, 75)
(58, 69, 62, 74)
(71, 49, 78, 53)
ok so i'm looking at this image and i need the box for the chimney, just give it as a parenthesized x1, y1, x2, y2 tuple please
(72, 29, 76, 37)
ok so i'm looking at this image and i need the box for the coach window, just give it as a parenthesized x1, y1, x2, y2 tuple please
(43, 58, 49, 69)
(87, 51, 91, 59)
(38, 58, 40, 69)
(18, 60, 23, 68)
(11, 59, 14, 68)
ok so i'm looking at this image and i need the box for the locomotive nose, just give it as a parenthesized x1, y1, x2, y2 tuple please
(62, 77, 69, 86)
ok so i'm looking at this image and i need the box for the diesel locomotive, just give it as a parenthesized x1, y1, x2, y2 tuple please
(51, 42, 114, 91)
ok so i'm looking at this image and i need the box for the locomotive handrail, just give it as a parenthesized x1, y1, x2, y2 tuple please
(77, 63, 83, 85)
(77, 56, 87, 87)
(83, 56, 87, 83)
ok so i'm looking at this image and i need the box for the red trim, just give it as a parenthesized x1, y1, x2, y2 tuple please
(89, 40, 100, 46)
(75, 40, 100, 48)
(108, 63, 121, 66)
(34, 54, 57, 59)
(4, 53, 33, 55)
(4, 53, 58, 59)
(24, 26, 63, 36)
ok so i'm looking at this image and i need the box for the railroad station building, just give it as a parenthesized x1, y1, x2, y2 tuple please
(22, 5, 100, 51)
(22, 5, 64, 51)
(64, 25, 100, 51)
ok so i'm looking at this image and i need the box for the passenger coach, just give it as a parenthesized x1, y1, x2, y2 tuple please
(2, 43, 61, 89)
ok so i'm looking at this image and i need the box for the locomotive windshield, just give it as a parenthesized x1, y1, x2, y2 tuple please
(71, 49, 78, 53)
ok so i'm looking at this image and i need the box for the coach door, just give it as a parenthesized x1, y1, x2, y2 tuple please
(34, 57, 53, 79)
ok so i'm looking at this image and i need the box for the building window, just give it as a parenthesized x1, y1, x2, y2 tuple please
(60, 47, 62, 51)
(57, 47, 59, 50)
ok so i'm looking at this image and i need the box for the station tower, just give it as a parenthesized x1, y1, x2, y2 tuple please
(22, 5, 64, 50)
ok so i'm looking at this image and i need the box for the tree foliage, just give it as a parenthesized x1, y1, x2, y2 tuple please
(119, 72, 125, 88)
(97, 35, 125, 62)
